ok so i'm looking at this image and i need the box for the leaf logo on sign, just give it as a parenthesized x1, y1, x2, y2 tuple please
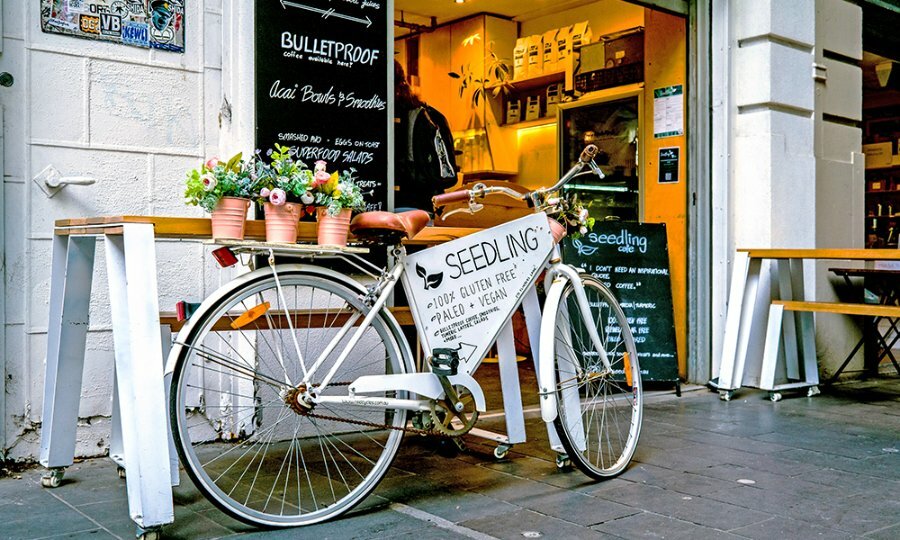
(416, 263, 443, 290)
(572, 238, 598, 256)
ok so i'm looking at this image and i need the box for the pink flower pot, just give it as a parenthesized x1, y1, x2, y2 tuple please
(264, 202, 302, 243)
(316, 207, 352, 247)
(211, 197, 250, 240)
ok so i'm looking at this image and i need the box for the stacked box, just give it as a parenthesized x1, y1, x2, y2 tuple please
(513, 38, 528, 80)
(507, 99, 521, 124)
(542, 29, 558, 72)
(525, 95, 541, 121)
(527, 35, 544, 77)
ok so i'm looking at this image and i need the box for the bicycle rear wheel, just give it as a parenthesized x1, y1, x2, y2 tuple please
(169, 269, 408, 527)
(548, 274, 642, 478)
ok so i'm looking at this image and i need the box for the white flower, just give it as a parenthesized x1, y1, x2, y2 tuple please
(579, 226, 588, 235)
(201, 173, 217, 191)
(579, 208, 589, 220)
(300, 191, 315, 204)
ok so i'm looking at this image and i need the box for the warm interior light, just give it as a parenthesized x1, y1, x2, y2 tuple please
(455, 0, 465, 4)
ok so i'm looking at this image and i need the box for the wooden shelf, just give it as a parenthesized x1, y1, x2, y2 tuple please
(502, 116, 558, 129)
(866, 190, 900, 195)
(493, 70, 566, 93)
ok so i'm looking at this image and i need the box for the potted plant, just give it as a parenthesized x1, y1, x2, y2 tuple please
(257, 144, 316, 243)
(185, 152, 256, 240)
(310, 160, 366, 247)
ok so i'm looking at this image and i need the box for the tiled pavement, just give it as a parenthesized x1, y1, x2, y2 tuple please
(1, 368, 898, 540)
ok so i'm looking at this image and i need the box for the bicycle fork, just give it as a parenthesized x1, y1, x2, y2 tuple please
(537, 260, 611, 426)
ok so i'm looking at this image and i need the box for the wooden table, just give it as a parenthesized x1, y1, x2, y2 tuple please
(40, 216, 483, 534)
(716, 249, 900, 401)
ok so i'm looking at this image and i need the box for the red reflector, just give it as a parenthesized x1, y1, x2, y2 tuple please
(175, 301, 187, 322)
(212, 247, 238, 268)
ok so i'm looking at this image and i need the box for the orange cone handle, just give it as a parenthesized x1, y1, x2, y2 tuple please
(230, 302, 271, 330)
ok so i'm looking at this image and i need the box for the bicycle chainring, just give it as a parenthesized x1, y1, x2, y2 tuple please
(429, 387, 479, 437)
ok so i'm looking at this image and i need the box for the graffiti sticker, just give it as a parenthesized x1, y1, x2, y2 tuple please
(41, 0, 185, 53)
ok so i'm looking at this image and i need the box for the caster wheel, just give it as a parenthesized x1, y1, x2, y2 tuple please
(769, 392, 782, 402)
(807, 386, 820, 397)
(555, 453, 571, 470)
(493, 444, 511, 460)
(41, 468, 64, 488)
(136, 526, 161, 540)
(117, 466, 126, 480)
(719, 390, 734, 401)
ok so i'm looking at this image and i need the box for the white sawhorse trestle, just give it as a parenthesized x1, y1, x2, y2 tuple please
(39, 224, 178, 539)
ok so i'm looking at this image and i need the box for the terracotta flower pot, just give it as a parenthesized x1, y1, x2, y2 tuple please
(210, 197, 250, 240)
(264, 202, 302, 243)
(316, 207, 352, 247)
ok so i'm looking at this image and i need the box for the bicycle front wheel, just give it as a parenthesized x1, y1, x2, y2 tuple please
(549, 274, 642, 478)
(169, 269, 408, 527)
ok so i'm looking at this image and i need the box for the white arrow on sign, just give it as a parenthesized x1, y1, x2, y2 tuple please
(280, 0, 373, 28)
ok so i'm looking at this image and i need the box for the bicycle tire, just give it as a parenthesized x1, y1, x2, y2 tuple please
(169, 269, 408, 527)
(548, 274, 642, 478)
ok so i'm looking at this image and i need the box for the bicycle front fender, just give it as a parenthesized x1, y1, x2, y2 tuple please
(538, 277, 567, 423)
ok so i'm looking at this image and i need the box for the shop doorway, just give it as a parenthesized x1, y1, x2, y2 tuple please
(394, 0, 691, 379)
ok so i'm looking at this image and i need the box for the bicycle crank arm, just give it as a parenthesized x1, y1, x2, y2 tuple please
(349, 372, 487, 412)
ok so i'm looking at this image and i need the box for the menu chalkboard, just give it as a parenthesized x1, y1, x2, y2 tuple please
(563, 222, 678, 382)
(255, 0, 390, 211)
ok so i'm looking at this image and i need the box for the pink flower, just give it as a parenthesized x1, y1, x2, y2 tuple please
(269, 188, 287, 206)
(201, 173, 217, 191)
(205, 157, 220, 170)
(259, 187, 271, 198)
(314, 160, 327, 172)
(313, 170, 331, 186)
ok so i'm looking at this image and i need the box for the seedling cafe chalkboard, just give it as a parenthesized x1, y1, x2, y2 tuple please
(255, 0, 390, 212)
(563, 222, 679, 385)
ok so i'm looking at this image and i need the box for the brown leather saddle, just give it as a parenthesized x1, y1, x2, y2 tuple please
(349, 210, 430, 244)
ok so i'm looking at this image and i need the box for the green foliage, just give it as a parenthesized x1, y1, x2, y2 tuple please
(256, 144, 314, 205)
(184, 152, 259, 213)
(313, 167, 366, 217)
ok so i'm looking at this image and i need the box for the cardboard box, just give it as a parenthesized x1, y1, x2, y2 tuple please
(604, 31, 643, 67)
(556, 26, 571, 69)
(513, 38, 528, 80)
(542, 29, 558, 72)
(864, 142, 893, 169)
(527, 35, 544, 77)
(546, 83, 561, 115)
(578, 41, 606, 73)
(569, 21, 592, 53)
(525, 95, 541, 121)
(506, 99, 521, 124)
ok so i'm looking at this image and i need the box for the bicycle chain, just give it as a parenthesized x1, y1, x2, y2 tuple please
(294, 381, 448, 437)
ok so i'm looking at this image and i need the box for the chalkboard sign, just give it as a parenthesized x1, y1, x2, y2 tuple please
(563, 222, 678, 382)
(255, 0, 390, 212)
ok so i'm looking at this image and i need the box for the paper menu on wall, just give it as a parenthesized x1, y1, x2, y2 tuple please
(653, 85, 684, 139)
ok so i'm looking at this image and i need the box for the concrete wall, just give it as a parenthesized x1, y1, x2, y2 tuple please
(710, 0, 863, 381)
(0, 1, 237, 460)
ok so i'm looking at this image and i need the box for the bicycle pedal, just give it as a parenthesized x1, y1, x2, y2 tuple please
(430, 348, 460, 377)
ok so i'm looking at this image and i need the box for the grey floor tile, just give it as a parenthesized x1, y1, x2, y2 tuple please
(864, 522, 900, 539)
(593, 511, 744, 539)
(729, 515, 859, 540)
(460, 507, 614, 539)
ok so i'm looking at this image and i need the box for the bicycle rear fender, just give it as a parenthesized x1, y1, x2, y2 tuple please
(163, 264, 416, 376)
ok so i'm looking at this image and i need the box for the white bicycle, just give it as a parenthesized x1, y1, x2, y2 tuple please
(166, 145, 643, 527)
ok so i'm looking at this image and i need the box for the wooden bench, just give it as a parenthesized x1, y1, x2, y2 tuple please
(761, 300, 900, 400)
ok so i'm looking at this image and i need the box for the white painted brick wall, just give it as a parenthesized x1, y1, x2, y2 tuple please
(1, 1, 227, 460)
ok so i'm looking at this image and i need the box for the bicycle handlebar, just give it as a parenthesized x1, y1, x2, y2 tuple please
(431, 144, 603, 211)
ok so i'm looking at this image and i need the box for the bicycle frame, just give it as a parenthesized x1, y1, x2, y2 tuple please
(297, 212, 611, 423)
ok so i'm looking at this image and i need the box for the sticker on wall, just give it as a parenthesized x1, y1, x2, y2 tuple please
(653, 85, 683, 139)
(658, 147, 680, 184)
(41, 1, 185, 53)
